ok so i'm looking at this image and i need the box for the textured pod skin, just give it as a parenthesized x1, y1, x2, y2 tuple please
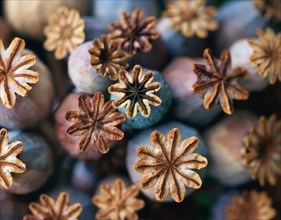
(230, 39, 268, 92)
(55, 93, 102, 160)
(50, 186, 95, 220)
(163, 57, 221, 125)
(92, 0, 159, 28)
(215, 0, 267, 53)
(126, 121, 207, 202)
(4, 0, 90, 40)
(156, 18, 207, 58)
(7, 131, 54, 194)
(0, 189, 29, 220)
(204, 112, 256, 186)
(68, 41, 112, 94)
(0, 49, 54, 129)
(113, 69, 172, 129)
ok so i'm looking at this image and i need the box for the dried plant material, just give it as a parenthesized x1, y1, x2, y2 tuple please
(135, 128, 208, 202)
(248, 28, 281, 85)
(242, 114, 281, 186)
(108, 65, 161, 118)
(225, 190, 277, 220)
(108, 9, 160, 56)
(0, 37, 39, 108)
(0, 128, 26, 189)
(24, 192, 83, 220)
(43, 6, 85, 60)
(163, 0, 218, 38)
(65, 92, 126, 153)
(93, 178, 145, 220)
(253, 0, 281, 21)
(192, 49, 249, 115)
(89, 34, 129, 81)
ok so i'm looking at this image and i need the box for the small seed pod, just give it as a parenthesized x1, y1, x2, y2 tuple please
(92, 0, 159, 29)
(109, 66, 172, 129)
(8, 131, 54, 194)
(55, 93, 102, 160)
(49, 186, 95, 220)
(4, 0, 90, 40)
(0, 49, 54, 129)
(127, 121, 207, 202)
(204, 112, 256, 186)
(163, 57, 221, 125)
(230, 39, 268, 91)
(92, 176, 144, 220)
(215, 0, 267, 53)
(68, 41, 112, 94)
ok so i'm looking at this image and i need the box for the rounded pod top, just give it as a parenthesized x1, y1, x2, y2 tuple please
(8, 131, 54, 194)
(4, 0, 90, 40)
(109, 67, 172, 129)
(55, 93, 102, 160)
(68, 41, 112, 94)
(0, 48, 54, 129)
(229, 38, 268, 91)
(126, 121, 207, 202)
(162, 57, 221, 125)
(204, 111, 256, 186)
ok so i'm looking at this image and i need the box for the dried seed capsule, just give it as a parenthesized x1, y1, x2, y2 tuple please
(43, 7, 85, 60)
(127, 121, 207, 202)
(0, 46, 54, 129)
(163, 57, 221, 125)
(242, 114, 281, 186)
(55, 93, 102, 160)
(225, 190, 277, 220)
(109, 65, 172, 129)
(204, 112, 256, 186)
(93, 177, 144, 220)
(230, 38, 268, 91)
(8, 131, 54, 194)
(64, 92, 126, 154)
(68, 41, 112, 94)
(4, 0, 90, 40)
